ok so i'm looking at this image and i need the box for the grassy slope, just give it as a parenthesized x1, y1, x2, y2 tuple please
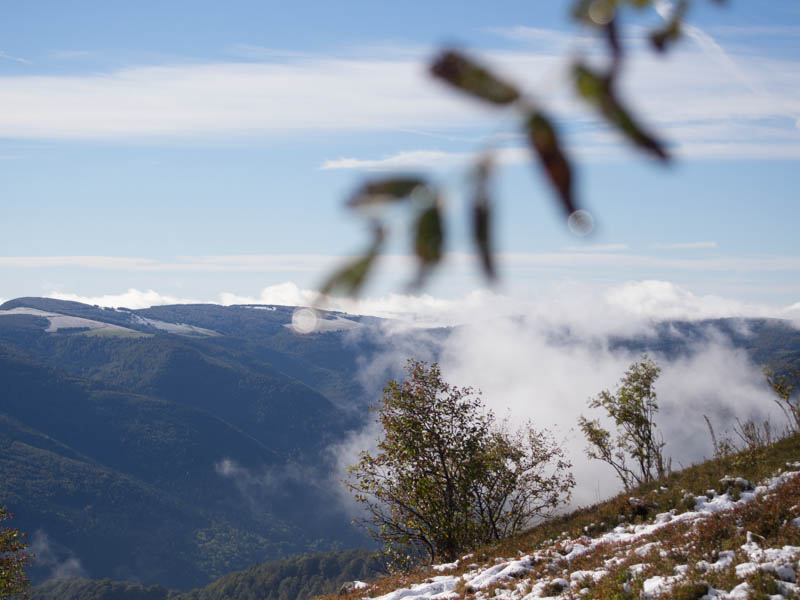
(326, 432, 800, 600)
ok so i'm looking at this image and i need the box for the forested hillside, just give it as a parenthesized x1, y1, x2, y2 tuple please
(30, 548, 377, 600)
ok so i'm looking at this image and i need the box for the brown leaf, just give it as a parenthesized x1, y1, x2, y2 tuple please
(573, 62, 669, 161)
(649, 0, 688, 53)
(414, 205, 444, 266)
(348, 177, 427, 209)
(412, 202, 444, 287)
(524, 111, 577, 216)
(430, 50, 520, 106)
(318, 226, 384, 298)
(471, 157, 496, 281)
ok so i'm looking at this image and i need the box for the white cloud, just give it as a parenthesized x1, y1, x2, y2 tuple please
(47, 289, 203, 309)
(29, 530, 87, 581)
(434, 316, 785, 508)
(325, 278, 794, 512)
(222, 279, 799, 331)
(604, 280, 766, 321)
(0, 58, 479, 139)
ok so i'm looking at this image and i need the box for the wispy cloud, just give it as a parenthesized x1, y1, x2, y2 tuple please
(320, 150, 472, 170)
(562, 244, 629, 252)
(488, 26, 578, 49)
(0, 254, 339, 272)
(3, 250, 799, 275)
(0, 50, 30, 64)
(651, 241, 718, 250)
(226, 44, 313, 60)
(710, 25, 800, 38)
(49, 50, 92, 60)
(0, 34, 794, 156)
(0, 256, 157, 269)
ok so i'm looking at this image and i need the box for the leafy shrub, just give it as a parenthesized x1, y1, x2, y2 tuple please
(346, 360, 574, 568)
(578, 356, 670, 491)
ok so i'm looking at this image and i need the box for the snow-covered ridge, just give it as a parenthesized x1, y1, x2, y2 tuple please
(361, 464, 800, 600)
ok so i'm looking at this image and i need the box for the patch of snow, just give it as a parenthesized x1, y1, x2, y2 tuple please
(368, 575, 459, 600)
(628, 563, 648, 576)
(570, 569, 607, 586)
(132, 314, 218, 336)
(696, 549, 735, 572)
(634, 542, 660, 557)
(0, 307, 139, 334)
(431, 560, 459, 572)
(641, 574, 680, 599)
(464, 556, 533, 589)
(283, 312, 362, 334)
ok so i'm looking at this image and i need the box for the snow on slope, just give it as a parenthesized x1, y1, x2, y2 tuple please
(0, 306, 141, 334)
(360, 465, 800, 600)
(130, 314, 218, 336)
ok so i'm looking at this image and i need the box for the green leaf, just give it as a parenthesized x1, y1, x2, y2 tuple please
(573, 62, 669, 161)
(318, 226, 384, 298)
(471, 157, 496, 281)
(348, 177, 427, 209)
(524, 111, 577, 216)
(430, 50, 520, 106)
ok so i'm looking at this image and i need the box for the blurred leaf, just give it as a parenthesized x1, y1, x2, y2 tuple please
(650, 0, 688, 53)
(348, 177, 427, 209)
(318, 226, 384, 298)
(471, 157, 495, 281)
(604, 18, 623, 79)
(573, 62, 669, 161)
(413, 202, 444, 285)
(524, 111, 576, 216)
(430, 50, 520, 106)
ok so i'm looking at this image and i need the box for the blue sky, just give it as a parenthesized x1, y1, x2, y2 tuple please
(1, 1, 799, 317)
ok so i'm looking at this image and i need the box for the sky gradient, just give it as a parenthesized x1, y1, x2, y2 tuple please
(1, 0, 799, 318)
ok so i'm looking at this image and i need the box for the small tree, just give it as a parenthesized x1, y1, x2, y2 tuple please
(346, 360, 573, 569)
(578, 356, 669, 491)
(0, 507, 32, 600)
(764, 365, 800, 433)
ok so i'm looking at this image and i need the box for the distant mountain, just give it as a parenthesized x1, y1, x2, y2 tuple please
(1, 298, 798, 591)
(0, 298, 387, 589)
